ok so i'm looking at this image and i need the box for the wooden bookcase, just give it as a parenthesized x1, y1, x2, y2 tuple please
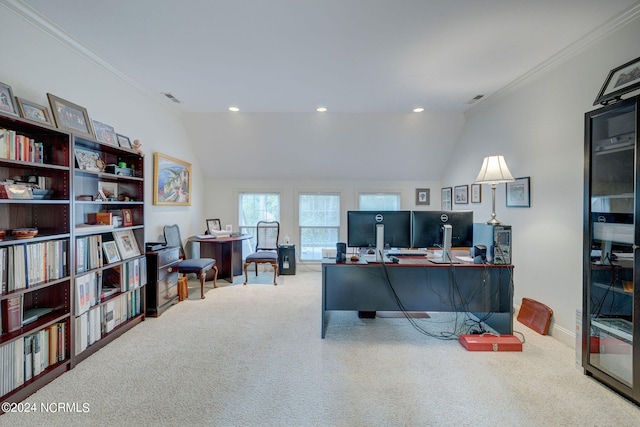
(0, 111, 72, 403)
(0, 110, 147, 404)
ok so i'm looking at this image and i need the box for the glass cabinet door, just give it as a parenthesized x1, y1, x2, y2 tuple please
(585, 99, 636, 387)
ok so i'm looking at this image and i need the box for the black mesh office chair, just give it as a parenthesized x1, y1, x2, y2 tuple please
(243, 221, 279, 286)
(163, 224, 218, 299)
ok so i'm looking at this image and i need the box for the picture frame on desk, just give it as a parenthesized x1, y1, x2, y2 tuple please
(153, 152, 192, 206)
(441, 187, 452, 210)
(0, 81, 19, 116)
(47, 93, 95, 139)
(113, 229, 141, 259)
(207, 218, 221, 232)
(16, 97, 54, 126)
(415, 188, 430, 206)
(506, 176, 531, 207)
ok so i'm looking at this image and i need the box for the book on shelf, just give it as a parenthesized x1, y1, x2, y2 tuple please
(75, 223, 115, 233)
(76, 235, 103, 273)
(1, 295, 22, 333)
(1, 240, 68, 294)
(0, 128, 45, 163)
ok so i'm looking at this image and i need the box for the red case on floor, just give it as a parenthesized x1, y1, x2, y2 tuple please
(459, 334, 522, 351)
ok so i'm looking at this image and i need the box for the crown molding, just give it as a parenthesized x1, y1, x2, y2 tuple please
(2, 0, 180, 114)
(471, 2, 640, 111)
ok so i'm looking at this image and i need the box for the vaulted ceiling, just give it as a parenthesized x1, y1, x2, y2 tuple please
(19, 0, 640, 180)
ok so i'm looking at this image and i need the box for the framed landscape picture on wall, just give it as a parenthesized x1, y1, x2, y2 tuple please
(153, 152, 192, 206)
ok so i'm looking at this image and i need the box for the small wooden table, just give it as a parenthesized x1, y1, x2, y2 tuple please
(187, 234, 251, 283)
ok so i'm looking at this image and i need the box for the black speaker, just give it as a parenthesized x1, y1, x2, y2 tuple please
(336, 242, 346, 263)
(470, 244, 487, 264)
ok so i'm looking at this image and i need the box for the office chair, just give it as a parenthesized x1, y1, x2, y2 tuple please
(163, 224, 218, 299)
(243, 221, 279, 286)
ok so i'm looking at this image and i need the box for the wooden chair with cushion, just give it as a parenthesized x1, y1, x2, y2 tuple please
(243, 221, 280, 286)
(163, 224, 218, 299)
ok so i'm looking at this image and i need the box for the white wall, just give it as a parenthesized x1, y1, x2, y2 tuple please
(0, 3, 205, 243)
(203, 178, 441, 247)
(442, 14, 640, 345)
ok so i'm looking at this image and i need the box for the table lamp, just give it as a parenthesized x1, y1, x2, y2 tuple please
(474, 155, 515, 225)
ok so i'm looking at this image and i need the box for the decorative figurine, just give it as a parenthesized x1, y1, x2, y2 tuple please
(132, 139, 145, 157)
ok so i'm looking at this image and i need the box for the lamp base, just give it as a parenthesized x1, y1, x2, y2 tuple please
(486, 218, 502, 225)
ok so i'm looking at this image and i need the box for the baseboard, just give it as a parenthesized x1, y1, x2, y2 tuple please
(514, 302, 575, 349)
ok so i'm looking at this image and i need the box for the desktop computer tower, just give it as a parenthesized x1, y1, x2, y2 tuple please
(473, 224, 512, 264)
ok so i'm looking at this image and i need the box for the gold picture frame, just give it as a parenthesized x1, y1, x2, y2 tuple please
(153, 152, 192, 206)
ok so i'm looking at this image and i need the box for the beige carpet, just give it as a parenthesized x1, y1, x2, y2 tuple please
(2, 266, 639, 426)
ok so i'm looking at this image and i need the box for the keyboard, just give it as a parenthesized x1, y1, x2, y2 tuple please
(387, 249, 428, 256)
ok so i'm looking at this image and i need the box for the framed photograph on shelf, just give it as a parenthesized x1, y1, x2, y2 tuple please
(122, 208, 133, 227)
(506, 176, 531, 207)
(207, 218, 221, 233)
(471, 183, 482, 203)
(92, 120, 118, 146)
(74, 147, 103, 172)
(153, 152, 192, 206)
(47, 93, 94, 139)
(594, 55, 640, 105)
(102, 241, 121, 264)
(15, 97, 54, 126)
(117, 133, 133, 149)
(454, 185, 468, 204)
(415, 188, 430, 206)
(441, 187, 452, 210)
(0, 81, 18, 116)
(98, 181, 118, 200)
(112, 229, 141, 259)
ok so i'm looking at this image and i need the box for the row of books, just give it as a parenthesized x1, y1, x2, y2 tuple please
(0, 322, 66, 397)
(74, 289, 142, 355)
(75, 258, 146, 316)
(0, 240, 68, 294)
(0, 128, 45, 164)
(76, 234, 103, 273)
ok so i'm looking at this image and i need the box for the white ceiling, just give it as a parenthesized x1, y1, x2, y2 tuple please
(21, 0, 640, 114)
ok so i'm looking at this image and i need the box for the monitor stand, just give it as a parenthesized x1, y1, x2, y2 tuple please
(429, 224, 459, 264)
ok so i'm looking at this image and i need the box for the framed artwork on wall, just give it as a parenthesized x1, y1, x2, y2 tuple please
(153, 152, 192, 206)
(415, 188, 430, 206)
(441, 187, 452, 210)
(506, 177, 531, 207)
(471, 183, 482, 203)
(454, 185, 468, 204)
(594, 55, 640, 105)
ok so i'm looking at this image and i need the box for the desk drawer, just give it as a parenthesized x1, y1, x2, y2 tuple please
(158, 247, 180, 268)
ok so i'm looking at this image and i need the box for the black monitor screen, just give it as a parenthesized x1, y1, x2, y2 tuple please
(347, 211, 412, 248)
(411, 210, 473, 248)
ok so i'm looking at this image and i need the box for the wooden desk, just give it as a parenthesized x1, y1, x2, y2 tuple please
(322, 255, 513, 338)
(187, 234, 251, 283)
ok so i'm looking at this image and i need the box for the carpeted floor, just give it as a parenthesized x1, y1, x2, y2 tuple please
(2, 266, 639, 426)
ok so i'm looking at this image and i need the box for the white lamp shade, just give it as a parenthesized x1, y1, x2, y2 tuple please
(474, 155, 515, 183)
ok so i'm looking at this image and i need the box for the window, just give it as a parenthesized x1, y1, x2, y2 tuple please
(299, 193, 340, 261)
(359, 193, 401, 210)
(238, 192, 280, 257)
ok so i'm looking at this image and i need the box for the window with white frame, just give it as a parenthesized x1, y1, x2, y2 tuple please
(238, 192, 280, 258)
(299, 193, 340, 261)
(358, 193, 401, 210)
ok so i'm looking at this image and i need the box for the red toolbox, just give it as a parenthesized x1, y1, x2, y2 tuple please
(459, 334, 523, 351)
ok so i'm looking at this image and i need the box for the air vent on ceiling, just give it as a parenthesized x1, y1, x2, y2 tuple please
(466, 94, 484, 104)
(162, 92, 181, 103)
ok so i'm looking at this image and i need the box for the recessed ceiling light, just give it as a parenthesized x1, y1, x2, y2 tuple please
(413, 107, 425, 113)
(228, 106, 239, 112)
(316, 107, 327, 112)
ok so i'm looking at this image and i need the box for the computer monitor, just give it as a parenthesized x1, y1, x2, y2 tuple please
(347, 211, 412, 248)
(411, 210, 473, 248)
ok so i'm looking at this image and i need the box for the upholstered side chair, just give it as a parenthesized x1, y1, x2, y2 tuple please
(163, 224, 218, 299)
